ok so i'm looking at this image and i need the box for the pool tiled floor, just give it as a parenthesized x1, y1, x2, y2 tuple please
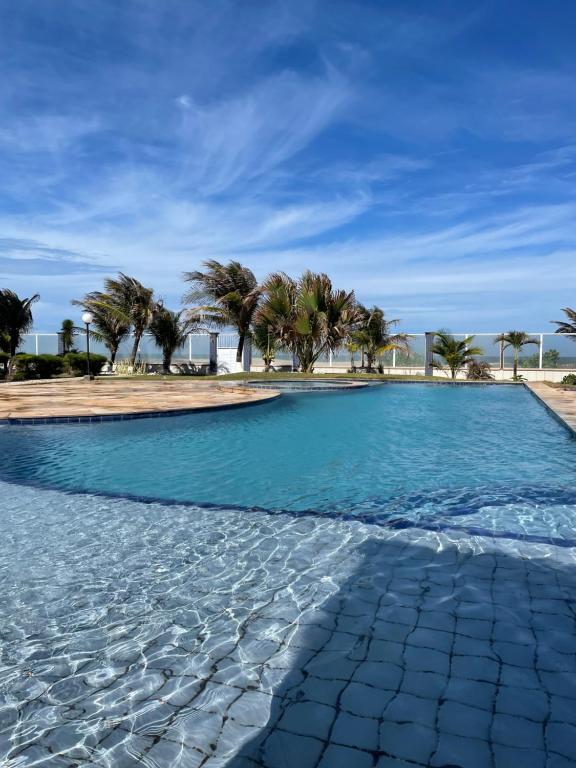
(1, 482, 575, 767)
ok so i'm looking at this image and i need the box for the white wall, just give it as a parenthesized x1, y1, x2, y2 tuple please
(250, 364, 574, 382)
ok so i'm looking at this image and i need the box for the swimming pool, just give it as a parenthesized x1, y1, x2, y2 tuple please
(0, 383, 575, 539)
(1, 383, 575, 766)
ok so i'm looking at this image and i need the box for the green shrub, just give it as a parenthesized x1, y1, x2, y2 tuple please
(561, 373, 576, 385)
(63, 352, 107, 377)
(12, 353, 64, 380)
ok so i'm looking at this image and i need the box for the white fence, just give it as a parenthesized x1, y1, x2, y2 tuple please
(20, 332, 213, 364)
(19, 331, 576, 378)
(245, 333, 576, 371)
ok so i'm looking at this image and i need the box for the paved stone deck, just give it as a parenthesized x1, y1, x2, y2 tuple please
(527, 383, 576, 436)
(0, 378, 278, 420)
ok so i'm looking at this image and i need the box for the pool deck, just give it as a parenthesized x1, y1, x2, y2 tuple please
(527, 382, 576, 436)
(0, 379, 280, 423)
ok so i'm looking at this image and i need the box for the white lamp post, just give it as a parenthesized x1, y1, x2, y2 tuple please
(81, 311, 94, 380)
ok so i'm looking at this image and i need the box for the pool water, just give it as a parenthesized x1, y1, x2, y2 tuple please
(0, 384, 575, 536)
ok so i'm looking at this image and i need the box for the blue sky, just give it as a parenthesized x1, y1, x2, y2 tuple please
(1, 0, 575, 332)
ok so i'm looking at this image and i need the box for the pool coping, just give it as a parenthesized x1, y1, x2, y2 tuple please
(524, 382, 576, 438)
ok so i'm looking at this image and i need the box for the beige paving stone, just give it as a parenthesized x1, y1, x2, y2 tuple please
(0, 378, 279, 419)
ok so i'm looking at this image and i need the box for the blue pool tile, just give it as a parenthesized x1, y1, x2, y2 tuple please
(379, 721, 436, 764)
(438, 700, 492, 740)
(331, 711, 379, 751)
(340, 682, 395, 718)
(385, 692, 437, 728)
(492, 712, 545, 750)
(262, 731, 324, 768)
(277, 701, 335, 740)
(545, 723, 576, 762)
(431, 733, 493, 768)
(318, 744, 373, 768)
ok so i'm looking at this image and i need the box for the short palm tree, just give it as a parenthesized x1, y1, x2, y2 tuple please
(252, 319, 279, 372)
(553, 308, 576, 337)
(60, 319, 76, 353)
(149, 308, 196, 373)
(352, 305, 410, 372)
(72, 291, 131, 365)
(0, 289, 40, 365)
(432, 332, 484, 379)
(183, 260, 260, 364)
(256, 271, 360, 373)
(466, 360, 494, 380)
(495, 330, 539, 379)
(345, 340, 359, 371)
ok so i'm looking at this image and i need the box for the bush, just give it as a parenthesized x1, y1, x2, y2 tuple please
(466, 360, 494, 380)
(11, 353, 65, 380)
(63, 352, 107, 377)
(561, 373, 576, 385)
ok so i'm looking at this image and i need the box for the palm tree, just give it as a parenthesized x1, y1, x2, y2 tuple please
(0, 289, 40, 365)
(256, 271, 360, 373)
(252, 319, 278, 372)
(101, 274, 155, 366)
(553, 308, 576, 337)
(495, 331, 539, 379)
(60, 319, 76, 354)
(72, 291, 131, 365)
(149, 308, 196, 374)
(183, 260, 260, 364)
(346, 340, 359, 371)
(352, 305, 410, 372)
(432, 332, 484, 380)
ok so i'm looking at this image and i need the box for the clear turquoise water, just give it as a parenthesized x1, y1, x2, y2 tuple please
(1, 384, 575, 527)
(1, 384, 576, 765)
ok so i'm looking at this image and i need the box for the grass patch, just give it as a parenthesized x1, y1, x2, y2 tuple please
(109, 371, 518, 384)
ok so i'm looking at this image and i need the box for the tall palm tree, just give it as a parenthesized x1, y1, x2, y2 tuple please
(0, 289, 40, 365)
(553, 308, 576, 337)
(495, 330, 539, 379)
(432, 332, 484, 380)
(256, 271, 360, 373)
(72, 291, 131, 365)
(101, 274, 155, 366)
(352, 305, 410, 372)
(60, 319, 76, 354)
(149, 308, 196, 374)
(183, 260, 260, 363)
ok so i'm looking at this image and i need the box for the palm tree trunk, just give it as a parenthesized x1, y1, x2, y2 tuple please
(130, 332, 141, 367)
(163, 351, 171, 374)
(513, 350, 518, 379)
(236, 333, 245, 364)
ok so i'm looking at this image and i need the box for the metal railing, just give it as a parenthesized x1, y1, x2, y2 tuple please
(245, 332, 576, 370)
(20, 332, 212, 364)
(19, 331, 576, 370)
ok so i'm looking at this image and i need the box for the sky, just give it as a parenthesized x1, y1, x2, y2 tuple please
(1, 0, 575, 332)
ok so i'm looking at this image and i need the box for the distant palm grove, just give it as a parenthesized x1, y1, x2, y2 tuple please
(1, 262, 576, 380)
